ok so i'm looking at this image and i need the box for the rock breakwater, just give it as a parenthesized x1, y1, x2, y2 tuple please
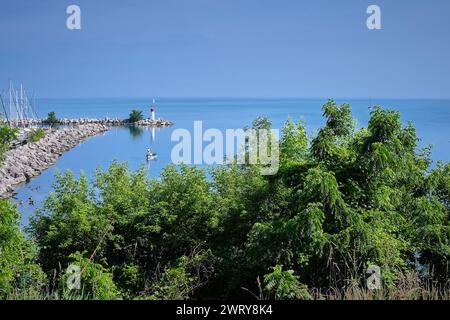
(1, 118, 173, 127)
(0, 124, 109, 198)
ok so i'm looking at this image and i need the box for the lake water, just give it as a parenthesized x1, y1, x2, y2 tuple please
(13, 98, 450, 226)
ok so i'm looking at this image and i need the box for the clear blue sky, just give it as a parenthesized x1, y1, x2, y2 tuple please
(1, 0, 449, 98)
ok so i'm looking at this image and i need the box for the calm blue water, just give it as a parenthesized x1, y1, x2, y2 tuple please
(13, 98, 450, 225)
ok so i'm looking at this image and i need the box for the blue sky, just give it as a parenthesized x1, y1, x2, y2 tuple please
(0, 0, 449, 98)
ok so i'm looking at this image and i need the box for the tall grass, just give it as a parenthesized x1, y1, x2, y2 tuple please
(311, 271, 450, 300)
(7, 273, 450, 300)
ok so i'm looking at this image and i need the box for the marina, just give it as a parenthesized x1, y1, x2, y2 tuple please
(1, 82, 173, 128)
(0, 83, 173, 199)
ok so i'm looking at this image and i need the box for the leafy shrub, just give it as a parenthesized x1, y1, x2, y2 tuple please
(0, 200, 46, 299)
(59, 252, 119, 300)
(0, 124, 19, 145)
(149, 252, 213, 300)
(264, 265, 311, 300)
(0, 124, 20, 163)
(27, 127, 46, 143)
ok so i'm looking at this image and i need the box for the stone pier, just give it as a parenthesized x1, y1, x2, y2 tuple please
(0, 124, 109, 198)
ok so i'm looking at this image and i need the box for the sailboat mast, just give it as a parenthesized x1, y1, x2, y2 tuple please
(21, 84, 26, 121)
(14, 87, 21, 125)
(32, 93, 38, 118)
(0, 93, 9, 123)
(9, 81, 13, 125)
(3, 82, 38, 125)
(24, 88, 30, 121)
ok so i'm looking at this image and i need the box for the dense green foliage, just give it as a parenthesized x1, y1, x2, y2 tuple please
(0, 124, 19, 163)
(0, 200, 45, 299)
(27, 127, 46, 143)
(0, 124, 19, 146)
(128, 110, 144, 123)
(1, 100, 449, 299)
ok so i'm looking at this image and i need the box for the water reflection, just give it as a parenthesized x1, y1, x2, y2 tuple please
(128, 125, 144, 138)
(145, 126, 158, 174)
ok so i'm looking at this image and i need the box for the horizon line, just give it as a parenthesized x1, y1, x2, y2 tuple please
(32, 96, 450, 101)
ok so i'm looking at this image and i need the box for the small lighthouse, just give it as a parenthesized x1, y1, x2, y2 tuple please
(150, 98, 156, 121)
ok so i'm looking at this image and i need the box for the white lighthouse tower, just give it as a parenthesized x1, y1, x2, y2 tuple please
(150, 98, 156, 121)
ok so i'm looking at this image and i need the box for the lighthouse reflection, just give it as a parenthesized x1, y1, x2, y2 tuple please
(145, 126, 156, 143)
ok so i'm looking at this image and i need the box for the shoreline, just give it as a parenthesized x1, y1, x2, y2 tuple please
(0, 117, 174, 199)
(0, 117, 174, 127)
(0, 124, 109, 199)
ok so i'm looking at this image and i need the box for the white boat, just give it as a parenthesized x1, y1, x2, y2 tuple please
(146, 148, 157, 161)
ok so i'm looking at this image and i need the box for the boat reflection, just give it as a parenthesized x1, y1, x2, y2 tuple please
(146, 127, 157, 162)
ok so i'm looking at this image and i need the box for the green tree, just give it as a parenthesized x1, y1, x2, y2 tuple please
(280, 117, 307, 166)
(46, 111, 59, 126)
(128, 110, 144, 123)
